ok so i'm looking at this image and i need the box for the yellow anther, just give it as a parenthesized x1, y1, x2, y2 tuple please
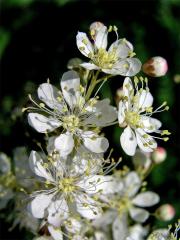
(79, 46, 85, 51)
(57, 96, 62, 102)
(113, 25, 118, 31)
(108, 25, 113, 32)
(161, 130, 171, 136)
(123, 64, 129, 69)
(163, 137, 169, 142)
(62, 115, 79, 133)
(39, 103, 45, 108)
(82, 38, 88, 45)
(134, 76, 139, 86)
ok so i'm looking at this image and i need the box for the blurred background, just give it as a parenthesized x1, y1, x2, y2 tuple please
(0, 0, 180, 239)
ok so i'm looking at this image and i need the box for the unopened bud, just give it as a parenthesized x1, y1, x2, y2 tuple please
(90, 21, 104, 40)
(156, 204, 175, 221)
(151, 147, 167, 164)
(142, 56, 168, 77)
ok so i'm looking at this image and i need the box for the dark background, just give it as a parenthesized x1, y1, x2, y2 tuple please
(0, 0, 180, 239)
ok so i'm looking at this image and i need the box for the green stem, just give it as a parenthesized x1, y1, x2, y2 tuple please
(85, 72, 114, 100)
(85, 70, 100, 101)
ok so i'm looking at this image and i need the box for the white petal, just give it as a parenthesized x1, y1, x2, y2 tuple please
(76, 32, 94, 57)
(48, 198, 69, 227)
(132, 191, 160, 207)
(95, 231, 109, 240)
(129, 224, 148, 240)
(78, 175, 119, 195)
(120, 126, 137, 156)
(118, 101, 126, 124)
(129, 207, 149, 223)
(60, 70, 80, 109)
(29, 194, 52, 218)
(28, 113, 60, 133)
(112, 215, 128, 240)
(137, 90, 153, 110)
(54, 132, 74, 157)
(38, 83, 63, 110)
(141, 116, 162, 133)
(80, 62, 100, 70)
(85, 99, 117, 126)
(124, 171, 141, 197)
(113, 58, 142, 76)
(29, 151, 54, 181)
(92, 210, 117, 228)
(48, 226, 63, 240)
(136, 129, 157, 153)
(65, 218, 82, 234)
(108, 39, 133, 59)
(76, 193, 102, 219)
(82, 131, 109, 153)
(123, 77, 134, 107)
(94, 25, 108, 49)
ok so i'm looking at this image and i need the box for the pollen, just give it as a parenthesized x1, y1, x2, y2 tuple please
(92, 48, 118, 69)
(58, 178, 77, 193)
(62, 115, 80, 133)
(125, 111, 142, 128)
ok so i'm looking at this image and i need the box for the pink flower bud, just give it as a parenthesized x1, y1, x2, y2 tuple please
(156, 204, 175, 221)
(151, 147, 167, 164)
(142, 56, 168, 77)
(90, 21, 105, 40)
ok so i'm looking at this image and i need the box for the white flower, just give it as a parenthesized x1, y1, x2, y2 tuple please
(93, 210, 148, 240)
(28, 70, 117, 156)
(118, 77, 169, 156)
(112, 214, 148, 240)
(116, 171, 160, 223)
(28, 150, 117, 227)
(94, 171, 159, 238)
(76, 23, 141, 76)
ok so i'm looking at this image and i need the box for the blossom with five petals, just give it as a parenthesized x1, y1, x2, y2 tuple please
(76, 23, 141, 76)
(28, 150, 117, 227)
(28, 70, 117, 157)
(118, 77, 167, 156)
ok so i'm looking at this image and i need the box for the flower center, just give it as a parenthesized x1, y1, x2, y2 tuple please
(92, 48, 118, 69)
(117, 197, 131, 215)
(125, 111, 142, 128)
(62, 115, 80, 133)
(58, 177, 77, 193)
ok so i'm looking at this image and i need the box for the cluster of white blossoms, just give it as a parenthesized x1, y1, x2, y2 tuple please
(0, 22, 178, 240)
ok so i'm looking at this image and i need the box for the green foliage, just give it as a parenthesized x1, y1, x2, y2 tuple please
(0, 29, 10, 58)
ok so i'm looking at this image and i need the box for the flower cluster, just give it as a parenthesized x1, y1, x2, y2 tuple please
(0, 21, 177, 240)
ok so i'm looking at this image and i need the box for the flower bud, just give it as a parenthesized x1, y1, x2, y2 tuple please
(142, 56, 168, 77)
(156, 204, 175, 221)
(90, 21, 105, 40)
(151, 147, 167, 164)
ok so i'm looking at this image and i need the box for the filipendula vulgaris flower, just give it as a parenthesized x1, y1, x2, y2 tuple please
(118, 76, 171, 156)
(27, 70, 117, 157)
(76, 22, 142, 76)
(93, 171, 159, 240)
(28, 148, 118, 229)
